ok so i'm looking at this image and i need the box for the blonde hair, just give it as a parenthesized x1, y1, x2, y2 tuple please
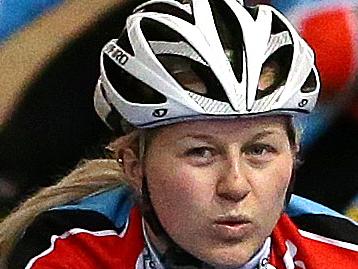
(0, 131, 140, 268)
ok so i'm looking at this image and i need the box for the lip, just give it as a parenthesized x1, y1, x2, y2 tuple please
(211, 215, 253, 241)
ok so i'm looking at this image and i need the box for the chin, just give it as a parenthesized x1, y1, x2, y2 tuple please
(195, 242, 258, 269)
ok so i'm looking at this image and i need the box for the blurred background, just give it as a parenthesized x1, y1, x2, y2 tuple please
(0, 0, 357, 221)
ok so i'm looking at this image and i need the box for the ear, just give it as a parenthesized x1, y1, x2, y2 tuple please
(292, 143, 300, 161)
(294, 143, 300, 154)
(122, 148, 144, 191)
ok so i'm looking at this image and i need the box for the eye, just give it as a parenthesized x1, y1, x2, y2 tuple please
(183, 146, 217, 166)
(246, 144, 273, 155)
(243, 143, 277, 164)
(185, 147, 214, 158)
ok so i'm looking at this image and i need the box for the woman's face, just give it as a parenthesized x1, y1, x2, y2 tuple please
(141, 116, 295, 267)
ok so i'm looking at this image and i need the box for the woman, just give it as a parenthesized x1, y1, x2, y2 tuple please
(1, 0, 357, 268)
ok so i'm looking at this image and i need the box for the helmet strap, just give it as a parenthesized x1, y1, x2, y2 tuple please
(284, 163, 297, 207)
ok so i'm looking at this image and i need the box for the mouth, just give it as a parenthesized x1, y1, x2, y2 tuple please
(215, 214, 252, 225)
(212, 215, 253, 241)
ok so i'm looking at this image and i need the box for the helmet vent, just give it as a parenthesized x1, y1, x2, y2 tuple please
(208, 0, 244, 83)
(141, 18, 186, 43)
(116, 29, 134, 56)
(300, 69, 318, 93)
(271, 13, 290, 34)
(157, 55, 230, 103)
(136, 2, 194, 24)
(244, 6, 259, 20)
(103, 54, 167, 104)
(256, 45, 293, 100)
(106, 103, 125, 133)
(98, 83, 123, 132)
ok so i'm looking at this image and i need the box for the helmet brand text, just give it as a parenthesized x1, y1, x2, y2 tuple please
(104, 42, 129, 66)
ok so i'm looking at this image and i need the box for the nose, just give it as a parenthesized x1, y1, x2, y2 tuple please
(215, 151, 251, 202)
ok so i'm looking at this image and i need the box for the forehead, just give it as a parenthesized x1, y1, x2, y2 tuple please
(153, 116, 290, 140)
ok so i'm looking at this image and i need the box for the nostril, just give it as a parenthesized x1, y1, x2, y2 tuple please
(216, 187, 250, 203)
(216, 174, 250, 202)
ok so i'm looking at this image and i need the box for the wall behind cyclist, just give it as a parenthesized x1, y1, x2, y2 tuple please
(0, 0, 144, 214)
(0, 0, 63, 42)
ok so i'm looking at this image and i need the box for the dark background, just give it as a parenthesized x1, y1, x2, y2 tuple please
(0, 0, 357, 215)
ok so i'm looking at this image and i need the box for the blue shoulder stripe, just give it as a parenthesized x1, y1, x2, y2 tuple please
(52, 185, 133, 229)
(52, 192, 357, 229)
(287, 195, 357, 225)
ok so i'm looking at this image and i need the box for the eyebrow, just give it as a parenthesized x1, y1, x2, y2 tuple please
(177, 134, 216, 143)
(250, 130, 277, 141)
(178, 129, 279, 142)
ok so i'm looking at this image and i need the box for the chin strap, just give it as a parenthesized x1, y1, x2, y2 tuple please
(284, 163, 298, 207)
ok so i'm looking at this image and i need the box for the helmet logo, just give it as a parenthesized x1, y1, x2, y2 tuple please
(104, 42, 129, 66)
(152, 109, 168, 118)
(298, 99, 308, 108)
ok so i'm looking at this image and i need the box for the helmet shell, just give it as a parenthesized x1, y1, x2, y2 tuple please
(95, 0, 320, 130)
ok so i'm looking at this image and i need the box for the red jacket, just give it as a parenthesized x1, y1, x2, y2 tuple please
(9, 186, 358, 269)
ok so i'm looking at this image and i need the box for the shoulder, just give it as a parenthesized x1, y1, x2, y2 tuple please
(269, 196, 358, 268)
(8, 186, 145, 269)
(286, 194, 358, 245)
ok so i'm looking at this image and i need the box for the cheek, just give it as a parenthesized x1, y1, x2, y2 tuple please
(268, 163, 291, 195)
(253, 156, 293, 213)
(249, 156, 293, 239)
(145, 160, 212, 222)
(274, 157, 293, 196)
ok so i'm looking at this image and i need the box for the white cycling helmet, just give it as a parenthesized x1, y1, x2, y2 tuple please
(94, 0, 320, 131)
